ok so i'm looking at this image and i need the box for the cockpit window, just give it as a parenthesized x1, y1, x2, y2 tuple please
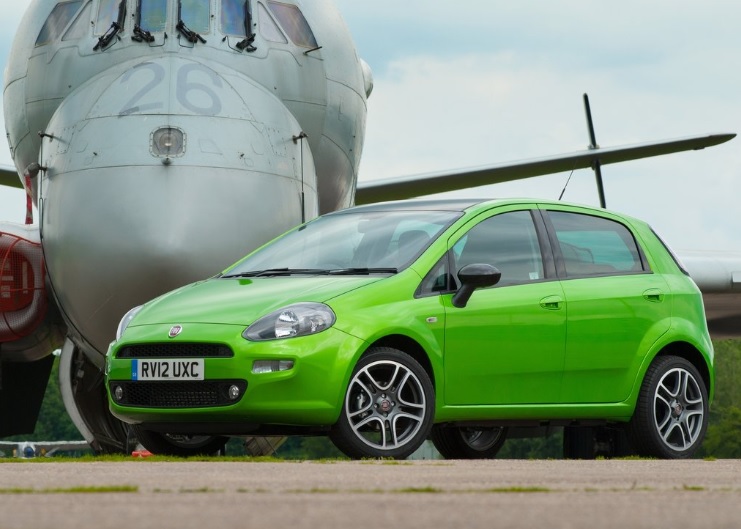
(62, 1, 92, 41)
(180, 0, 211, 34)
(36, 1, 84, 46)
(266, 1, 317, 48)
(257, 3, 286, 43)
(221, 0, 249, 36)
(95, 0, 120, 35)
(138, 0, 168, 33)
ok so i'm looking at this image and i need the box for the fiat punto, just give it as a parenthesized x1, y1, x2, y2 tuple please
(106, 199, 713, 459)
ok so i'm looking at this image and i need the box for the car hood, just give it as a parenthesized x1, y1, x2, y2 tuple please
(130, 276, 384, 326)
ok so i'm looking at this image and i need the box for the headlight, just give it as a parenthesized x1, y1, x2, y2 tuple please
(243, 302, 336, 341)
(116, 305, 143, 341)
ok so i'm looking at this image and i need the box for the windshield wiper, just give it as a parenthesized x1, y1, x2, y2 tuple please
(328, 268, 398, 275)
(222, 267, 398, 278)
(176, 0, 206, 44)
(222, 268, 333, 278)
(131, 0, 155, 42)
(176, 19, 206, 43)
(236, 0, 256, 52)
(94, 0, 126, 51)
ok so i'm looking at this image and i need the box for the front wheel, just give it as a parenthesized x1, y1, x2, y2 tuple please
(627, 356, 709, 459)
(330, 347, 434, 459)
(431, 425, 507, 459)
(132, 426, 228, 457)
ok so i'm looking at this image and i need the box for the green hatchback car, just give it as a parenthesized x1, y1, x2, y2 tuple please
(106, 199, 713, 459)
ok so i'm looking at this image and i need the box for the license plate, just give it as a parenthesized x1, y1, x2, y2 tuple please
(132, 359, 204, 381)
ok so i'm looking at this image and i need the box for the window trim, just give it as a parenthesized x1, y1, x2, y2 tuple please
(35, 0, 86, 47)
(541, 209, 651, 280)
(415, 208, 556, 298)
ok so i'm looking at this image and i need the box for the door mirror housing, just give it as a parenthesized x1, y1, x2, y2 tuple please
(451, 264, 502, 308)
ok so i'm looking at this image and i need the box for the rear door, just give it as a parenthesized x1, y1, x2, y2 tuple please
(542, 207, 671, 404)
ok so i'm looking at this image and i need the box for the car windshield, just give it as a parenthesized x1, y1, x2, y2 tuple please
(224, 210, 462, 277)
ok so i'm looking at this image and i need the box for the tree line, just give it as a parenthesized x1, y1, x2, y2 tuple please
(4, 339, 741, 459)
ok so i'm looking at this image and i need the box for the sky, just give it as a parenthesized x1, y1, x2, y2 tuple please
(2, 0, 740, 253)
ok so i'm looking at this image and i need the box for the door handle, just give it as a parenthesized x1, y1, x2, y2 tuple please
(643, 288, 665, 303)
(540, 295, 563, 310)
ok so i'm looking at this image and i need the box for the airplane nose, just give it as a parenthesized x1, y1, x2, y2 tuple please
(38, 57, 318, 356)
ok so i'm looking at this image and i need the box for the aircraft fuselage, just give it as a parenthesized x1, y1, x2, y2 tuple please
(4, 0, 370, 360)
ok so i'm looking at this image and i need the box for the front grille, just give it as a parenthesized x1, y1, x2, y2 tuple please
(117, 343, 233, 359)
(110, 380, 247, 408)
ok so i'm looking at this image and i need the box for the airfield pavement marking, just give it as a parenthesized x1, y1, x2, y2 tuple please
(0, 459, 740, 529)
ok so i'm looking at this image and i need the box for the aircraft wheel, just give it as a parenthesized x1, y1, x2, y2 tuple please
(430, 425, 507, 459)
(330, 347, 434, 459)
(627, 356, 708, 459)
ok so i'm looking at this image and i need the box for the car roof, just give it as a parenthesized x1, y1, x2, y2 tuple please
(327, 198, 490, 215)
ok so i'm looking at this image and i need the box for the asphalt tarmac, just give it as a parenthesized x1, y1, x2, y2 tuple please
(1, 459, 740, 529)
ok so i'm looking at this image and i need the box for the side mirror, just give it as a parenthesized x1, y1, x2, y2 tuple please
(451, 264, 501, 308)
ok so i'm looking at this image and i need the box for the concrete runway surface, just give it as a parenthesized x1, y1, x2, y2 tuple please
(1, 459, 740, 529)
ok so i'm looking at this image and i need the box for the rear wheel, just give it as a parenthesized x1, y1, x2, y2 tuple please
(627, 356, 708, 459)
(132, 426, 228, 457)
(431, 425, 507, 459)
(330, 347, 434, 459)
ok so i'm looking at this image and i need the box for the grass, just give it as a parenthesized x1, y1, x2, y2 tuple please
(0, 485, 138, 494)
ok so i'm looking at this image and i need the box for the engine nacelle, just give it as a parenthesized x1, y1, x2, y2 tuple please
(0, 223, 61, 360)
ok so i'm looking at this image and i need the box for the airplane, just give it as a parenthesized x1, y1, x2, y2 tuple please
(0, 0, 739, 457)
(0, 440, 89, 458)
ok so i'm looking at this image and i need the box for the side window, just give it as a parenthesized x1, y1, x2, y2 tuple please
(138, 0, 168, 33)
(221, 0, 250, 36)
(548, 211, 646, 277)
(36, 1, 84, 46)
(266, 1, 318, 48)
(452, 210, 544, 287)
(257, 3, 287, 43)
(62, 1, 92, 41)
(94, 0, 120, 36)
(418, 255, 454, 296)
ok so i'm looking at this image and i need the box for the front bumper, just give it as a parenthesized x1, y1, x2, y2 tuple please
(106, 322, 364, 429)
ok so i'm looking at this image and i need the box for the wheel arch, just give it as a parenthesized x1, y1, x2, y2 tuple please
(655, 341, 713, 400)
(363, 334, 436, 391)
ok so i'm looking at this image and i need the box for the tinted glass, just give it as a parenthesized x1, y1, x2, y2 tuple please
(257, 3, 286, 43)
(36, 1, 84, 46)
(548, 211, 644, 276)
(62, 1, 92, 41)
(267, 1, 317, 47)
(453, 210, 543, 286)
(227, 210, 460, 275)
(139, 0, 168, 32)
(181, 0, 210, 34)
(221, 0, 247, 36)
(95, 0, 119, 35)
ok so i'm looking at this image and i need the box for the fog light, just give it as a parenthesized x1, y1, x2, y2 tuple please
(228, 384, 241, 400)
(114, 385, 124, 402)
(252, 360, 294, 374)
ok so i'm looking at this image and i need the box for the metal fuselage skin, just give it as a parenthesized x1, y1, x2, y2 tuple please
(3, 0, 369, 361)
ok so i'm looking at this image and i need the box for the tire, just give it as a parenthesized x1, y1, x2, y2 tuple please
(330, 347, 434, 459)
(627, 355, 708, 459)
(430, 425, 507, 459)
(132, 426, 228, 457)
